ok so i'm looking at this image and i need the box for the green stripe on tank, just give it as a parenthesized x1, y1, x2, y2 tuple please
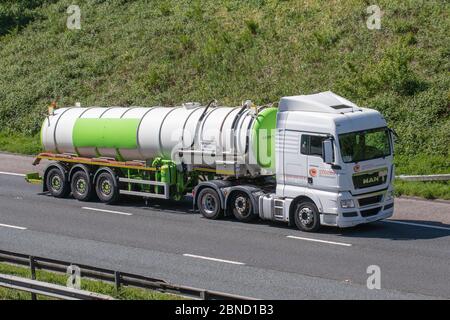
(73, 118, 139, 149)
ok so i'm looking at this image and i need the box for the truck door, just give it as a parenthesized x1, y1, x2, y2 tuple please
(301, 134, 337, 190)
(281, 130, 309, 197)
(303, 134, 326, 187)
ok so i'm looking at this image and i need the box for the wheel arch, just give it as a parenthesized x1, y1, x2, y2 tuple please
(288, 195, 319, 226)
(68, 164, 92, 183)
(43, 162, 69, 192)
(193, 180, 231, 211)
(224, 186, 261, 216)
(93, 167, 120, 187)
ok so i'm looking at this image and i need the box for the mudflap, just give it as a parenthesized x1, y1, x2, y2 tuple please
(25, 172, 42, 185)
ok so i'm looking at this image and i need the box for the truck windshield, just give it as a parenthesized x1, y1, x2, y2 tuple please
(339, 127, 391, 163)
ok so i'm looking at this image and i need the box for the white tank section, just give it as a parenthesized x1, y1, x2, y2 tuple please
(41, 104, 277, 176)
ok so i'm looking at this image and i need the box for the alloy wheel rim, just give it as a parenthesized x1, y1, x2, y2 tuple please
(235, 196, 249, 216)
(299, 207, 314, 226)
(100, 179, 112, 196)
(51, 175, 62, 190)
(76, 178, 87, 194)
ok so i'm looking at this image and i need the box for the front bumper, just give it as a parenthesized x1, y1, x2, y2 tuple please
(320, 201, 394, 228)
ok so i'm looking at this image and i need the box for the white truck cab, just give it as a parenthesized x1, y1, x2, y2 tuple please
(258, 91, 395, 231)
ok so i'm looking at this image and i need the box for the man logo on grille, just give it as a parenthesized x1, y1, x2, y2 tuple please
(363, 176, 380, 185)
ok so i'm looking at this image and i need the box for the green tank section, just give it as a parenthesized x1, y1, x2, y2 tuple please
(72, 118, 140, 149)
(251, 107, 277, 170)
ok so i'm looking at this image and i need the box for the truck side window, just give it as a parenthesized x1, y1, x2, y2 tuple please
(300, 135, 309, 154)
(300, 135, 326, 157)
(310, 136, 325, 156)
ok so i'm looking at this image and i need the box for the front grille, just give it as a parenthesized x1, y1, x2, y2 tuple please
(358, 195, 383, 207)
(384, 203, 394, 210)
(342, 211, 358, 217)
(360, 207, 381, 217)
(353, 170, 387, 189)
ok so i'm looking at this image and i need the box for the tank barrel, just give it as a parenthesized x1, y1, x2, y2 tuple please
(41, 105, 277, 176)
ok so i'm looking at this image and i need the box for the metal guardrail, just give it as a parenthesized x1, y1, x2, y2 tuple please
(0, 249, 256, 300)
(396, 174, 450, 182)
(0, 274, 115, 300)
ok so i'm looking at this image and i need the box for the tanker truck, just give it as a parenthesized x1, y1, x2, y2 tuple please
(27, 91, 395, 232)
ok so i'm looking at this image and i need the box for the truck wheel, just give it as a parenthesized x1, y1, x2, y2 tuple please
(294, 201, 321, 232)
(198, 188, 223, 219)
(230, 191, 256, 222)
(71, 171, 93, 202)
(95, 172, 119, 204)
(46, 167, 70, 198)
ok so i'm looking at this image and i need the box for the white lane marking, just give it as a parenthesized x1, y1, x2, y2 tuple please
(0, 223, 27, 230)
(183, 254, 245, 265)
(287, 235, 352, 247)
(0, 171, 25, 177)
(385, 220, 450, 231)
(81, 207, 133, 216)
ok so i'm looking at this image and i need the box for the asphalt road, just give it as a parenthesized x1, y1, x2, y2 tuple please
(0, 154, 449, 299)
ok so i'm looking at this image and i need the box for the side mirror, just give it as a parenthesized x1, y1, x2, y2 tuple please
(322, 139, 334, 164)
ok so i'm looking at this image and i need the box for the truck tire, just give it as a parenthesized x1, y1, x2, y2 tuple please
(198, 188, 223, 220)
(294, 201, 321, 232)
(230, 191, 256, 222)
(95, 172, 119, 204)
(46, 167, 70, 198)
(71, 170, 93, 202)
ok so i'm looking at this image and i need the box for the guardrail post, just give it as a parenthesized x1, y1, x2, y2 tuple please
(29, 256, 37, 300)
(200, 290, 210, 300)
(114, 271, 121, 292)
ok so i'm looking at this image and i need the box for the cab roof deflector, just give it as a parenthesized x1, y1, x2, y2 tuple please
(279, 91, 361, 114)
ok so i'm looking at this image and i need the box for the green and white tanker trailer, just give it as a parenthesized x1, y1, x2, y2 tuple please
(28, 91, 395, 232)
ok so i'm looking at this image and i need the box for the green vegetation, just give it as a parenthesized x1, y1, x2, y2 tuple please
(0, 0, 49, 36)
(394, 180, 449, 200)
(393, 155, 450, 200)
(0, 131, 41, 155)
(0, 0, 448, 198)
(0, 262, 183, 300)
(394, 154, 450, 175)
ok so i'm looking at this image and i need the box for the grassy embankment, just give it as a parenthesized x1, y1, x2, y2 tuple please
(0, 1, 448, 199)
(0, 262, 182, 300)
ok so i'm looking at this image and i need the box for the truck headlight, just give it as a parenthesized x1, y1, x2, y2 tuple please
(340, 199, 355, 208)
